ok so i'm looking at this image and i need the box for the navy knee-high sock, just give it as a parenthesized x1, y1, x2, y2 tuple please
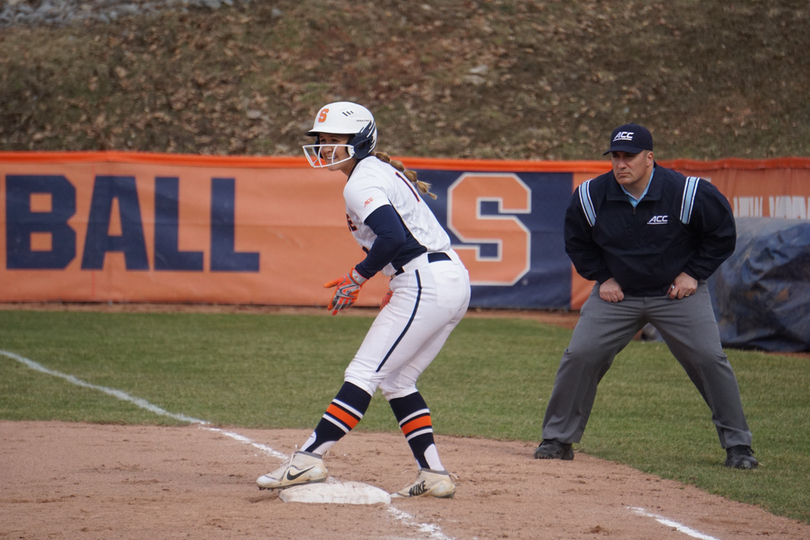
(389, 391, 444, 471)
(301, 382, 371, 456)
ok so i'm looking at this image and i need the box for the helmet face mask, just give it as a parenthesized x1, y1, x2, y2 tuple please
(303, 102, 377, 169)
(303, 142, 355, 168)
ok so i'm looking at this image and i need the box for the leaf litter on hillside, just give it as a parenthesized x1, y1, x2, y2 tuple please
(1, 0, 808, 159)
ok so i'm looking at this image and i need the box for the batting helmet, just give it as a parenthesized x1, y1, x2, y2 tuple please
(303, 102, 377, 168)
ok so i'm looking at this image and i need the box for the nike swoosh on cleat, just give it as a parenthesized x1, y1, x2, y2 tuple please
(285, 467, 315, 481)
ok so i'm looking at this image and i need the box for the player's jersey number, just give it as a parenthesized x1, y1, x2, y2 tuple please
(447, 173, 531, 286)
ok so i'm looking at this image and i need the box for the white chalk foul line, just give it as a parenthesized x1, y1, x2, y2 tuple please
(388, 506, 454, 540)
(203, 426, 288, 460)
(630, 507, 721, 540)
(1, 350, 287, 460)
(2, 350, 452, 538)
(1, 349, 207, 424)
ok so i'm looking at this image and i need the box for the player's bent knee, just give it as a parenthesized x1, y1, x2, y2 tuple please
(380, 384, 418, 401)
(343, 375, 378, 397)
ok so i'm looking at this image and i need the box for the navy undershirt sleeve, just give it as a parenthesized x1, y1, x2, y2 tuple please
(354, 205, 406, 279)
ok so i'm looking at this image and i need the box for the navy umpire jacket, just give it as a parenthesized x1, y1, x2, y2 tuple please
(565, 163, 736, 297)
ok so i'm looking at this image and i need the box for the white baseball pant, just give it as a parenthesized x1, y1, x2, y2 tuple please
(344, 250, 470, 400)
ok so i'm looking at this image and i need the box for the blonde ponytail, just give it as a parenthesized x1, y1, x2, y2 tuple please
(374, 152, 437, 200)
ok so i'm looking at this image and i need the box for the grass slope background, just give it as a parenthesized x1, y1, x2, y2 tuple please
(1, 310, 808, 524)
(1, 0, 809, 160)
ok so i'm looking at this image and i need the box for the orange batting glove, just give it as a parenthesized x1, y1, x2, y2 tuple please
(380, 289, 393, 310)
(324, 268, 367, 315)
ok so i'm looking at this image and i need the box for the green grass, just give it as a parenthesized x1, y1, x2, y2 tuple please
(0, 310, 808, 523)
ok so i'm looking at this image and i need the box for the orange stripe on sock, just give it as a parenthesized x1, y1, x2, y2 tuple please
(326, 404, 360, 429)
(401, 415, 432, 436)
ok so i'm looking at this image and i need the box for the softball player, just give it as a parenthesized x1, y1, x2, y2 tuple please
(257, 102, 471, 498)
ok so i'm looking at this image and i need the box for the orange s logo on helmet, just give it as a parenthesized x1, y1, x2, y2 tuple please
(318, 109, 329, 123)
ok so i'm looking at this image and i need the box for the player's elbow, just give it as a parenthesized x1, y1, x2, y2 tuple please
(388, 229, 406, 251)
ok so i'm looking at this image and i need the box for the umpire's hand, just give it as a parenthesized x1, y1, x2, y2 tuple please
(669, 272, 698, 300)
(599, 277, 624, 303)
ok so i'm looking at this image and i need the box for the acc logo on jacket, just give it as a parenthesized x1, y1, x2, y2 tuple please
(647, 215, 668, 224)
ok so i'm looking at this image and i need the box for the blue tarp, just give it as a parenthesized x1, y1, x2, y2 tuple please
(710, 218, 810, 352)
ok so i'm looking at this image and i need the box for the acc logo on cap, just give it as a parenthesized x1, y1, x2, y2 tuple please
(613, 131, 635, 142)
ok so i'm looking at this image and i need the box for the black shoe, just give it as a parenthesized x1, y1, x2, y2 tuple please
(534, 439, 574, 460)
(725, 445, 758, 469)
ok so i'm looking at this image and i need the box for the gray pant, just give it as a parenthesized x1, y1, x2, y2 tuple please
(542, 282, 753, 449)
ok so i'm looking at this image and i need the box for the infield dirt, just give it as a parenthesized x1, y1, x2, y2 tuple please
(3, 421, 809, 540)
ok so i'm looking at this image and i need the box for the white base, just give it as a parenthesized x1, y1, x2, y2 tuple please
(278, 479, 391, 505)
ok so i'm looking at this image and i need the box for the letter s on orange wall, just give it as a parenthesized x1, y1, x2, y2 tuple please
(447, 173, 531, 286)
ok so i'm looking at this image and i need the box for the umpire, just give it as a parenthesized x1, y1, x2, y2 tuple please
(534, 123, 757, 469)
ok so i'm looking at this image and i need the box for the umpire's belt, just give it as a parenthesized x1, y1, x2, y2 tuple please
(394, 252, 451, 276)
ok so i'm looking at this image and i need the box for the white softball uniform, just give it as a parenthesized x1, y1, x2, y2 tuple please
(341, 157, 471, 400)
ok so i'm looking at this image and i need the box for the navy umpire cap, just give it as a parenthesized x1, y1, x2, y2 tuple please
(603, 123, 653, 155)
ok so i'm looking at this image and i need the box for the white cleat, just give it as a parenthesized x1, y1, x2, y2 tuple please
(393, 468, 455, 499)
(257, 451, 328, 490)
